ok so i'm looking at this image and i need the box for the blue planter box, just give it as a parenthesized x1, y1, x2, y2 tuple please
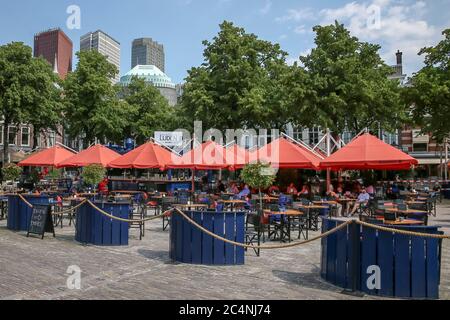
(170, 211, 245, 265)
(321, 218, 443, 299)
(75, 202, 131, 246)
(7, 195, 51, 231)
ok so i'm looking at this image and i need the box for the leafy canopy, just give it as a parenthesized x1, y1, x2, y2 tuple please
(119, 77, 176, 144)
(82, 164, 106, 187)
(240, 162, 276, 190)
(0, 42, 61, 164)
(298, 21, 406, 134)
(181, 21, 297, 131)
(405, 29, 450, 142)
(63, 50, 130, 145)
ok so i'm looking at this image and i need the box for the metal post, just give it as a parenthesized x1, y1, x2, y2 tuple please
(445, 139, 448, 182)
(326, 129, 331, 193)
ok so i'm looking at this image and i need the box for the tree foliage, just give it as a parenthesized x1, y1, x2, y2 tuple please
(63, 50, 128, 145)
(297, 21, 406, 134)
(82, 164, 106, 187)
(181, 21, 298, 131)
(240, 162, 276, 190)
(2, 163, 22, 181)
(119, 77, 176, 144)
(405, 29, 450, 142)
(0, 42, 61, 165)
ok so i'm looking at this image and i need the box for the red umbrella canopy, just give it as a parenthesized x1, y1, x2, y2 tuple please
(168, 141, 234, 170)
(320, 133, 418, 171)
(58, 144, 121, 168)
(108, 142, 176, 170)
(225, 144, 250, 169)
(18, 146, 76, 167)
(253, 137, 322, 169)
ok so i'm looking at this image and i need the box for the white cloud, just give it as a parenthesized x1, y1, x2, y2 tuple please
(294, 25, 307, 34)
(275, 8, 315, 22)
(279, 0, 445, 75)
(259, 0, 272, 15)
(319, 0, 441, 75)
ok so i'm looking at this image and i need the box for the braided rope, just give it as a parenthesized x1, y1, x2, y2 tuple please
(355, 220, 450, 239)
(173, 208, 353, 250)
(86, 200, 171, 223)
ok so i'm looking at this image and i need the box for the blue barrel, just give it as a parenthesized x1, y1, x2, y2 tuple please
(75, 201, 131, 246)
(170, 211, 245, 265)
(7, 195, 51, 231)
(320, 218, 442, 299)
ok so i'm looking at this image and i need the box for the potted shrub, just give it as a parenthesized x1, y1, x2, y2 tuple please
(240, 162, 276, 215)
(81, 164, 106, 192)
(2, 163, 23, 192)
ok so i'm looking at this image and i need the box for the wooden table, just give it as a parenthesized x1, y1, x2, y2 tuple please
(174, 204, 208, 210)
(264, 209, 304, 242)
(383, 219, 424, 226)
(218, 199, 247, 210)
(386, 208, 428, 214)
(253, 196, 279, 202)
(110, 190, 143, 194)
(313, 201, 338, 206)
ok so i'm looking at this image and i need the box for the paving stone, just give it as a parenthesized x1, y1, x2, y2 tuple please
(0, 200, 449, 300)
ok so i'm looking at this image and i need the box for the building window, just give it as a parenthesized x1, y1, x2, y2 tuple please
(413, 143, 428, 152)
(8, 127, 17, 145)
(308, 127, 321, 145)
(21, 127, 30, 147)
(48, 131, 56, 147)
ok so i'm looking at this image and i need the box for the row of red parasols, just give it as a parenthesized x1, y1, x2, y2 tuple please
(18, 133, 419, 171)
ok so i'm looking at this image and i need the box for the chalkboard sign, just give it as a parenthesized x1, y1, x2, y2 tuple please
(27, 205, 55, 239)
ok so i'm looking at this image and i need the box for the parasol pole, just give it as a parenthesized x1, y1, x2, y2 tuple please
(326, 129, 332, 193)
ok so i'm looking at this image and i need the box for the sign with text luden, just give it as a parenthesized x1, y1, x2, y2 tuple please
(154, 131, 183, 147)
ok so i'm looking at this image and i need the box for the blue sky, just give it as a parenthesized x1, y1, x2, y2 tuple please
(0, 0, 449, 83)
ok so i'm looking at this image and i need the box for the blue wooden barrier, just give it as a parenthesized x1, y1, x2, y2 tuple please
(320, 218, 443, 299)
(75, 202, 131, 246)
(170, 211, 245, 265)
(7, 195, 50, 231)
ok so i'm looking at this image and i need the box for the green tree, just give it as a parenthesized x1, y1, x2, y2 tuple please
(63, 50, 128, 146)
(297, 21, 406, 135)
(0, 42, 61, 165)
(181, 21, 296, 131)
(240, 162, 276, 214)
(120, 77, 176, 144)
(405, 29, 450, 143)
(82, 164, 106, 189)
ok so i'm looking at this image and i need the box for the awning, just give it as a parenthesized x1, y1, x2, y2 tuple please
(108, 142, 177, 171)
(58, 144, 121, 168)
(168, 141, 233, 170)
(252, 137, 322, 170)
(18, 146, 76, 167)
(320, 133, 418, 171)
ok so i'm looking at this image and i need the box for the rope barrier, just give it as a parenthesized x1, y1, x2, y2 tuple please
(86, 200, 172, 223)
(172, 208, 353, 250)
(355, 220, 450, 240)
(12, 193, 450, 242)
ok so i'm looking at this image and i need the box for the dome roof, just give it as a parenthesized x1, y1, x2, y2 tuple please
(120, 65, 175, 89)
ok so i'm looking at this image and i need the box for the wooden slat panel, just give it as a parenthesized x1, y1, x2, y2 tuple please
(201, 212, 214, 265)
(191, 212, 203, 264)
(361, 226, 377, 295)
(224, 213, 235, 265)
(378, 230, 394, 297)
(394, 233, 411, 298)
(235, 212, 245, 265)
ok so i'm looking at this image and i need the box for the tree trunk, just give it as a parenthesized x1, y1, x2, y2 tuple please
(33, 127, 39, 150)
(258, 188, 263, 216)
(3, 120, 9, 168)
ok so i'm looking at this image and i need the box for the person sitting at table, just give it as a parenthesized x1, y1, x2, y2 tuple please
(217, 180, 226, 193)
(228, 183, 239, 195)
(286, 183, 298, 195)
(327, 187, 344, 216)
(237, 184, 251, 199)
(98, 177, 109, 195)
(297, 184, 310, 197)
(268, 185, 280, 195)
(366, 184, 375, 196)
(349, 187, 370, 216)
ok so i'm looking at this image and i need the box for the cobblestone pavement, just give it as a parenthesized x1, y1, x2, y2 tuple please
(0, 201, 449, 300)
